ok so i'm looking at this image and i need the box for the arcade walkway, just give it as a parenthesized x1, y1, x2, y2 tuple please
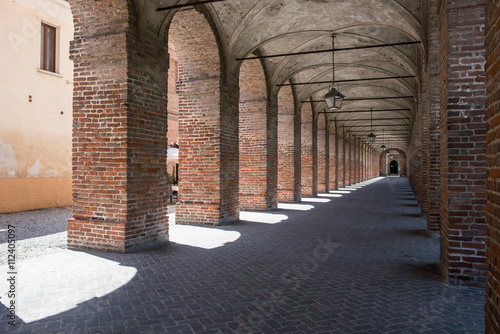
(0, 177, 485, 333)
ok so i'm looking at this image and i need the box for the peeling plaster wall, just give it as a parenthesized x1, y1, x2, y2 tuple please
(0, 0, 73, 212)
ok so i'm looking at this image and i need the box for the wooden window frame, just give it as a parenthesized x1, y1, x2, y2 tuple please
(41, 23, 56, 73)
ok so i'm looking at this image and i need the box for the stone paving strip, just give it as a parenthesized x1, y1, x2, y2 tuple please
(0, 177, 485, 333)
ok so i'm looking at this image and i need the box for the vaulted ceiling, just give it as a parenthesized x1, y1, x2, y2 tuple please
(138, 0, 427, 151)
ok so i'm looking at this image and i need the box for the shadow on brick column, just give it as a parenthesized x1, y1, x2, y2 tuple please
(67, 0, 169, 253)
(239, 58, 277, 211)
(301, 101, 315, 197)
(278, 83, 296, 203)
(426, 0, 442, 237)
(485, 0, 500, 331)
(169, 9, 239, 226)
(317, 112, 328, 193)
(438, 0, 487, 287)
(340, 128, 346, 187)
(329, 120, 337, 190)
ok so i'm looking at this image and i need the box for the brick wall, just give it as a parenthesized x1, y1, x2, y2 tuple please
(170, 9, 239, 225)
(301, 101, 314, 197)
(68, 0, 169, 252)
(439, 0, 487, 286)
(427, 0, 442, 236)
(278, 84, 296, 202)
(380, 149, 408, 177)
(485, 0, 500, 330)
(239, 58, 270, 210)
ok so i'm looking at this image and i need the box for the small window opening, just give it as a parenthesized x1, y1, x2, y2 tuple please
(41, 23, 56, 73)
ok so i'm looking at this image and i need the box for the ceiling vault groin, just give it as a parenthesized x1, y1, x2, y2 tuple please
(149, 0, 425, 151)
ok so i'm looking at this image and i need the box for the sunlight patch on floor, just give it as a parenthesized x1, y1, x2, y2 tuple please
(300, 198, 331, 203)
(239, 211, 289, 224)
(330, 190, 351, 194)
(278, 202, 316, 210)
(318, 193, 343, 198)
(170, 225, 241, 249)
(0, 250, 136, 323)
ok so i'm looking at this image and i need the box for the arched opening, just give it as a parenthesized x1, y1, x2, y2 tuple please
(168, 8, 239, 225)
(379, 149, 407, 177)
(239, 57, 272, 210)
(390, 160, 399, 175)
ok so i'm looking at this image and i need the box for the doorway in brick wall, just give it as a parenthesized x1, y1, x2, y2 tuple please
(390, 160, 399, 175)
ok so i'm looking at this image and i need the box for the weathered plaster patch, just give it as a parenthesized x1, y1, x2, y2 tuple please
(0, 139, 18, 177)
(28, 159, 43, 177)
(45, 169, 58, 177)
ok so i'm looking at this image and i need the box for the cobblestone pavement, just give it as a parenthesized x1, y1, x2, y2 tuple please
(0, 177, 485, 333)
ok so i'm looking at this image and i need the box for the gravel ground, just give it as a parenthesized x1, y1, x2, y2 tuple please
(0, 207, 71, 265)
(0, 205, 177, 265)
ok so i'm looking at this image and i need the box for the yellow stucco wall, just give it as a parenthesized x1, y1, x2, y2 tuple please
(0, 0, 74, 212)
(0, 178, 72, 213)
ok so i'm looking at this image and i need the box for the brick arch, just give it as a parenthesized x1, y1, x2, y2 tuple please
(239, 58, 276, 210)
(379, 149, 408, 176)
(67, 0, 170, 252)
(168, 9, 239, 225)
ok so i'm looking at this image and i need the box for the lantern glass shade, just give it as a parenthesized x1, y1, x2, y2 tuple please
(368, 132, 376, 143)
(324, 88, 345, 110)
(381, 144, 387, 151)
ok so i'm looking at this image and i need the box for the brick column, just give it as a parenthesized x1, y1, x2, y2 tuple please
(347, 131, 351, 186)
(294, 98, 302, 201)
(438, 0, 487, 286)
(329, 120, 337, 190)
(325, 117, 330, 192)
(335, 121, 340, 189)
(427, 0, 442, 236)
(362, 143, 365, 181)
(67, 0, 169, 252)
(278, 84, 296, 202)
(352, 136, 356, 184)
(357, 139, 361, 183)
(420, 78, 429, 216)
(368, 147, 371, 179)
(171, 10, 240, 225)
(485, 0, 500, 331)
(360, 140, 363, 182)
(301, 102, 314, 197)
(312, 109, 318, 196)
(239, 58, 272, 210)
(363, 142, 367, 181)
(335, 124, 345, 188)
(317, 113, 327, 193)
